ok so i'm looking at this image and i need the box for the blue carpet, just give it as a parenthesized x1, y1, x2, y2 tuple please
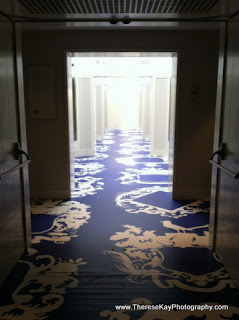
(0, 130, 238, 320)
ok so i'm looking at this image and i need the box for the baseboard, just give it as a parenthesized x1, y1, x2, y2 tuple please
(151, 149, 168, 157)
(96, 135, 104, 140)
(172, 188, 211, 200)
(0, 261, 18, 288)
(75, 149, 95, 157)
(0, 269, 9, 288)
(143, 135, 150, 141)
(30, 189, 70, 200)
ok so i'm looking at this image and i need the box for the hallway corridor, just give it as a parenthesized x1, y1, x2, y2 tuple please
(0, 130, 239, 319)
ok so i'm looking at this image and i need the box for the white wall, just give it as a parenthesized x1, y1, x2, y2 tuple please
(138, 88, 143, 131)
(151, 78, 170, 157)
(104, 87, 108, 131)
(74, 77, 95, 156)
(141, 78, 152, 140)
(72, 56, 172, 77)
(95, 82, 105, 140)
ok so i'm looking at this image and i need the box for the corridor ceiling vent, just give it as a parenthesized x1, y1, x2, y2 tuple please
(18, 0, 220, 15)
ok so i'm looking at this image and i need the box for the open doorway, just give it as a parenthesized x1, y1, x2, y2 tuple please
(66, 52, 178, 198)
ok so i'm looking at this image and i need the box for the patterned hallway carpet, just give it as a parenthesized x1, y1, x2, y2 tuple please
(0, 130, 239, 319)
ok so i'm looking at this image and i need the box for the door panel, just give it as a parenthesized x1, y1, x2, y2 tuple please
(0, 17, 30, 286)
(213, 19, 239, 287)
(0, 25, 18, 175)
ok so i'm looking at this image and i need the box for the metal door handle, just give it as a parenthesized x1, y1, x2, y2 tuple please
(210, 143, 226, 161)
(0, 160, 30, 180)
(0, 143, 31, 180)
(14, 142, 30, 161)
(209, 143, 239, 179)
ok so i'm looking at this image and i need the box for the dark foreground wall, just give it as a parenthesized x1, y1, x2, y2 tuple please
(22, 28, 219, 200)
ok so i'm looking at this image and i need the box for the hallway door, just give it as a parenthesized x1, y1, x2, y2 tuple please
(211, 19, 239, 287)
(0, 18, 31, 285)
